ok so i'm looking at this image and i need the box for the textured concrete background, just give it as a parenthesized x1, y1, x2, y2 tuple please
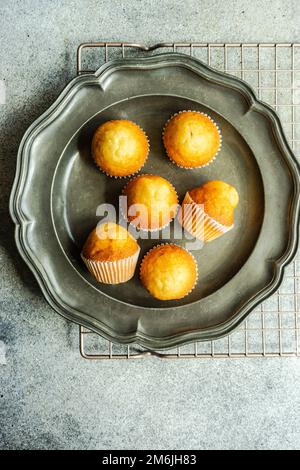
(1, 0, 300, 450)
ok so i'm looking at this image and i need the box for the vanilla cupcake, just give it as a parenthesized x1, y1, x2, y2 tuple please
(140, 244, 198, 300)
(178, 181, 239, 242)
(91, 120, 149, 177)
(81, 222, 140, 284)
(122, 174, 178, 231)
(163, 111, 221, 168)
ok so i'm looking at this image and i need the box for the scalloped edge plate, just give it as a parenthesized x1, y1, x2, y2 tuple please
(10, 53, 300, 349)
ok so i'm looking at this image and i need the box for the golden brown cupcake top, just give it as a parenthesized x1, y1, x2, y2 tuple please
(163, 111, 221, 168)
(82, 222, 139, 262)
(123, 174, 178, 231)
(91, 120, 149, 177)
(189, 180, 239, 226)
(140, 244, 197, 300)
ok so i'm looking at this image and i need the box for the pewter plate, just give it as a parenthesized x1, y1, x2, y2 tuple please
(10, 53, 300, 349)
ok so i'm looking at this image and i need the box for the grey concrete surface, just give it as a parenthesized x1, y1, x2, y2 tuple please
(1, 0, 300, 450)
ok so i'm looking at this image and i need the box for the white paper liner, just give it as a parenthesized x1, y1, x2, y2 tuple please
(121, 174, 179, 232)
(140, 243, 198, 299)
(177, 191, 233, 241)
(92, 120, 150, 179)
(162, 110, 222, 169)
(81, 247, 140, 284)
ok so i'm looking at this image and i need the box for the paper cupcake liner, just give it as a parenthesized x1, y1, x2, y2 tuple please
(162, 110, 222, 169)
(120, 174, 179, 233)
(140, 243, 198, 298)
(177, 191, 233, 242)
(81, 248, 140, 284)
(92, 121, 150, 179)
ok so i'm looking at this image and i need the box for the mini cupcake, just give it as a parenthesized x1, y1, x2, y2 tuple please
(178, 180, 239, 242)
(91, 120, 149, 177)
(81, 222, 140, 284)
(163, 111, 221, 168)
(140, 244, 198, 301)
(122, 174, 178, 231)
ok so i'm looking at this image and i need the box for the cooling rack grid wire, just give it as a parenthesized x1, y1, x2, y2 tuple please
(77, 42, 300, 359)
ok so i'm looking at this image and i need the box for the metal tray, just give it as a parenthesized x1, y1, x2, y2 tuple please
(10, 52, 300, 349)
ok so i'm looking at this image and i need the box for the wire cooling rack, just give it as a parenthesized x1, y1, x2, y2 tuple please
(77, 42, 300, 359)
